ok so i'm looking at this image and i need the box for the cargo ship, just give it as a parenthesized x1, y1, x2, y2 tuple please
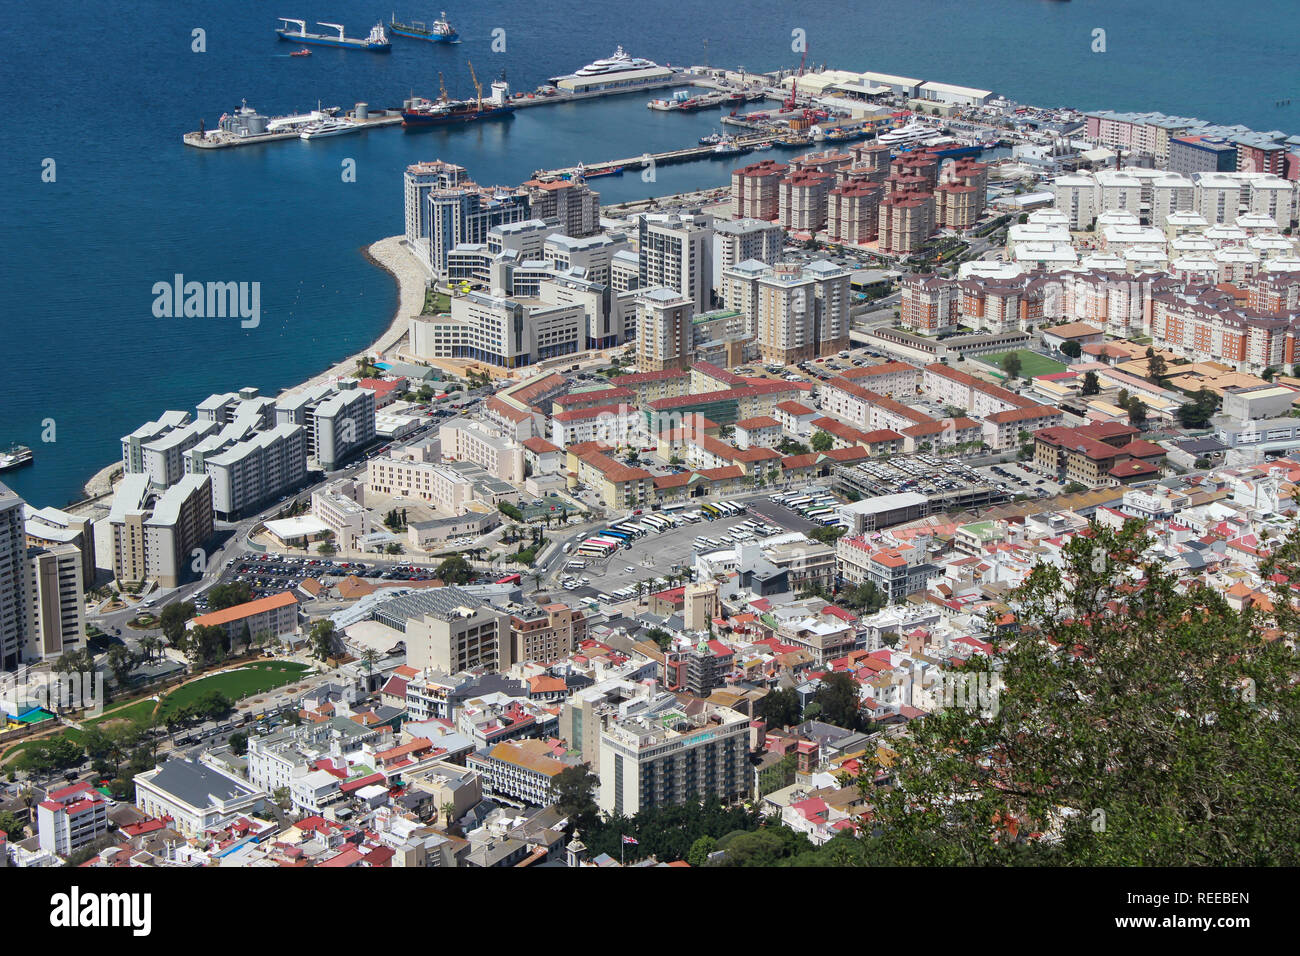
(0, 444, 33, 473)
(389, 11, 459, 42)
(276, 19, 391, 51)
(402, 68, 515, 127)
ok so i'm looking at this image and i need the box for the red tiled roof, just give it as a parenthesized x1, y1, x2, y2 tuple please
(192, 591, 297, 628)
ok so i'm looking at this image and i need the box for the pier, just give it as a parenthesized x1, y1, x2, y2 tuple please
(182, 75, 713, 149)
(533, 133, 784, 180)
(183, 112, 403, 149)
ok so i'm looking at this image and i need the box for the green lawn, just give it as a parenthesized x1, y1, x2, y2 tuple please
(158, 662, 310, 719)
(978, 350, 1067, 379)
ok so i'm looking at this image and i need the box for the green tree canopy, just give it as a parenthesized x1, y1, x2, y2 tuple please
(857, 520, 1300, 865)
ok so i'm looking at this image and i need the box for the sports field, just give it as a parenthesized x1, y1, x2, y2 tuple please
(978, 350, 1067, 379)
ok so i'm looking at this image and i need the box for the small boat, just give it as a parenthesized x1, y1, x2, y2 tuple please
(290, 47, 312, 57)
(699, 131, 726, 146)
(0, 443, 33, 472)
(574, 162, 623, 179)
(712, 134, 745, 155)
(752, 141, 773, 151)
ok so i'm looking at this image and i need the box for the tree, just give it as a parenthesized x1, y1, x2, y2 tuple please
(1061, 481, 1089, 494)
(434, 554, 474, 585)
(206, 584, 252, 612)
(755, 688, 802, 728)
(688, 835, 718, 867)
(1001, 352, 1022, 380)
(1145, 348, 1168, 384)
(310, 619, 338, 662)
(1125, 396, 1148, 426)
(810, 525, 846, 544)
(185, 624, 228, 667)
(229, 732, 248, 756)
(1175, 388, 1218, 429)
(646, 627, 672, 650)
(1059, 340, 1082, 359)
(1080, 370, 1101, 396)
(317, 541, 337, 556)
(0, 810, 25, 841)
(814, 672, 866, 730)
(106, 644, 135, 688)
(858, 520, 1300, 865)
(550, 764, 600, 833)
(811, 430, 835, 454)
(159, 601, 196, 645)
(1261, 366, 1276, 382)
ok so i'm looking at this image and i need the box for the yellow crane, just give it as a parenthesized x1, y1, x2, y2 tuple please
(467, 59, 482, 110)
(438, 71, 447, 102)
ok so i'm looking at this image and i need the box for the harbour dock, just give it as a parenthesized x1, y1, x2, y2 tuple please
(184, 111, 403, 149)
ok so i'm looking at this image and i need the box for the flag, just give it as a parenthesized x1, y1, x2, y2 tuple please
(621, 835, 638, 845)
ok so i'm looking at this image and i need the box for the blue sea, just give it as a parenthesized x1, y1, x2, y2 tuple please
(1, 0, 1295, 507)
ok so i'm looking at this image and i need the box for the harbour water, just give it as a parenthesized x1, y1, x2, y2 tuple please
(2, 0, 1295, 507)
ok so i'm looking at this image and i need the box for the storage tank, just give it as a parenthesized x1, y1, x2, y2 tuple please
(354, 102, 369, 121)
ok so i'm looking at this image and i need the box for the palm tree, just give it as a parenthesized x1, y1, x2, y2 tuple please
(361, 648, 380, 681)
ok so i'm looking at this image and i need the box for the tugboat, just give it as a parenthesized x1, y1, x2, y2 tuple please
(711, 134, 745, 155)
(699, 130, 726, 146)
(389, 10, 460, 42)
(290, 47, 312, 57)
(0, 443, 33, 473)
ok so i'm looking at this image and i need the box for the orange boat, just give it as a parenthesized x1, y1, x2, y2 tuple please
(290, 47, 312, 57)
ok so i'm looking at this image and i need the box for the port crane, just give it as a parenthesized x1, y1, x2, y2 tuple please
(467, 59, 482, 110)
(783, 45, 806, 111)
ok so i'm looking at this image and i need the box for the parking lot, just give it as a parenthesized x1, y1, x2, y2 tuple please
(556, 500, 799, 605)
(974, 459, 1067, 498)
(841, 454, 997, 498)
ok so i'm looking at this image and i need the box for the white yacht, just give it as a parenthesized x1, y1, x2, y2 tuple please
(877, 120, 943, 148)
(299, 119, 363, 140)
(550, 46, 659, 83)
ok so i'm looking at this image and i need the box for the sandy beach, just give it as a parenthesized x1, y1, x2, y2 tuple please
(80, 236, 427, 501)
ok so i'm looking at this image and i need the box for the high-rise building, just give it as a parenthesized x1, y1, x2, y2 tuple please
(712, 218, 784, 282)
(827, 181, 883, 243)
(778, 168, 835, 233)
(508, 602, 586, 665)
(106, 473, 214, 589)
(0, 482, 29, 670)
(878, 190, 936, 254)
(597, 696, 749, 816)
(637, 213, 714, 312)
(24, 505, 96, 589)
(730, 160, 788, 220)
(275, 381, 376, 471)
(26, 544, 85, 661)
(1169, 136, 1238, 177)
(403, 160, 467, 246)
(410, 163, 531, 276)
(756, 261, 851, 363)
(635, 288, 695, 372)
(522, 177, 601, 238)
